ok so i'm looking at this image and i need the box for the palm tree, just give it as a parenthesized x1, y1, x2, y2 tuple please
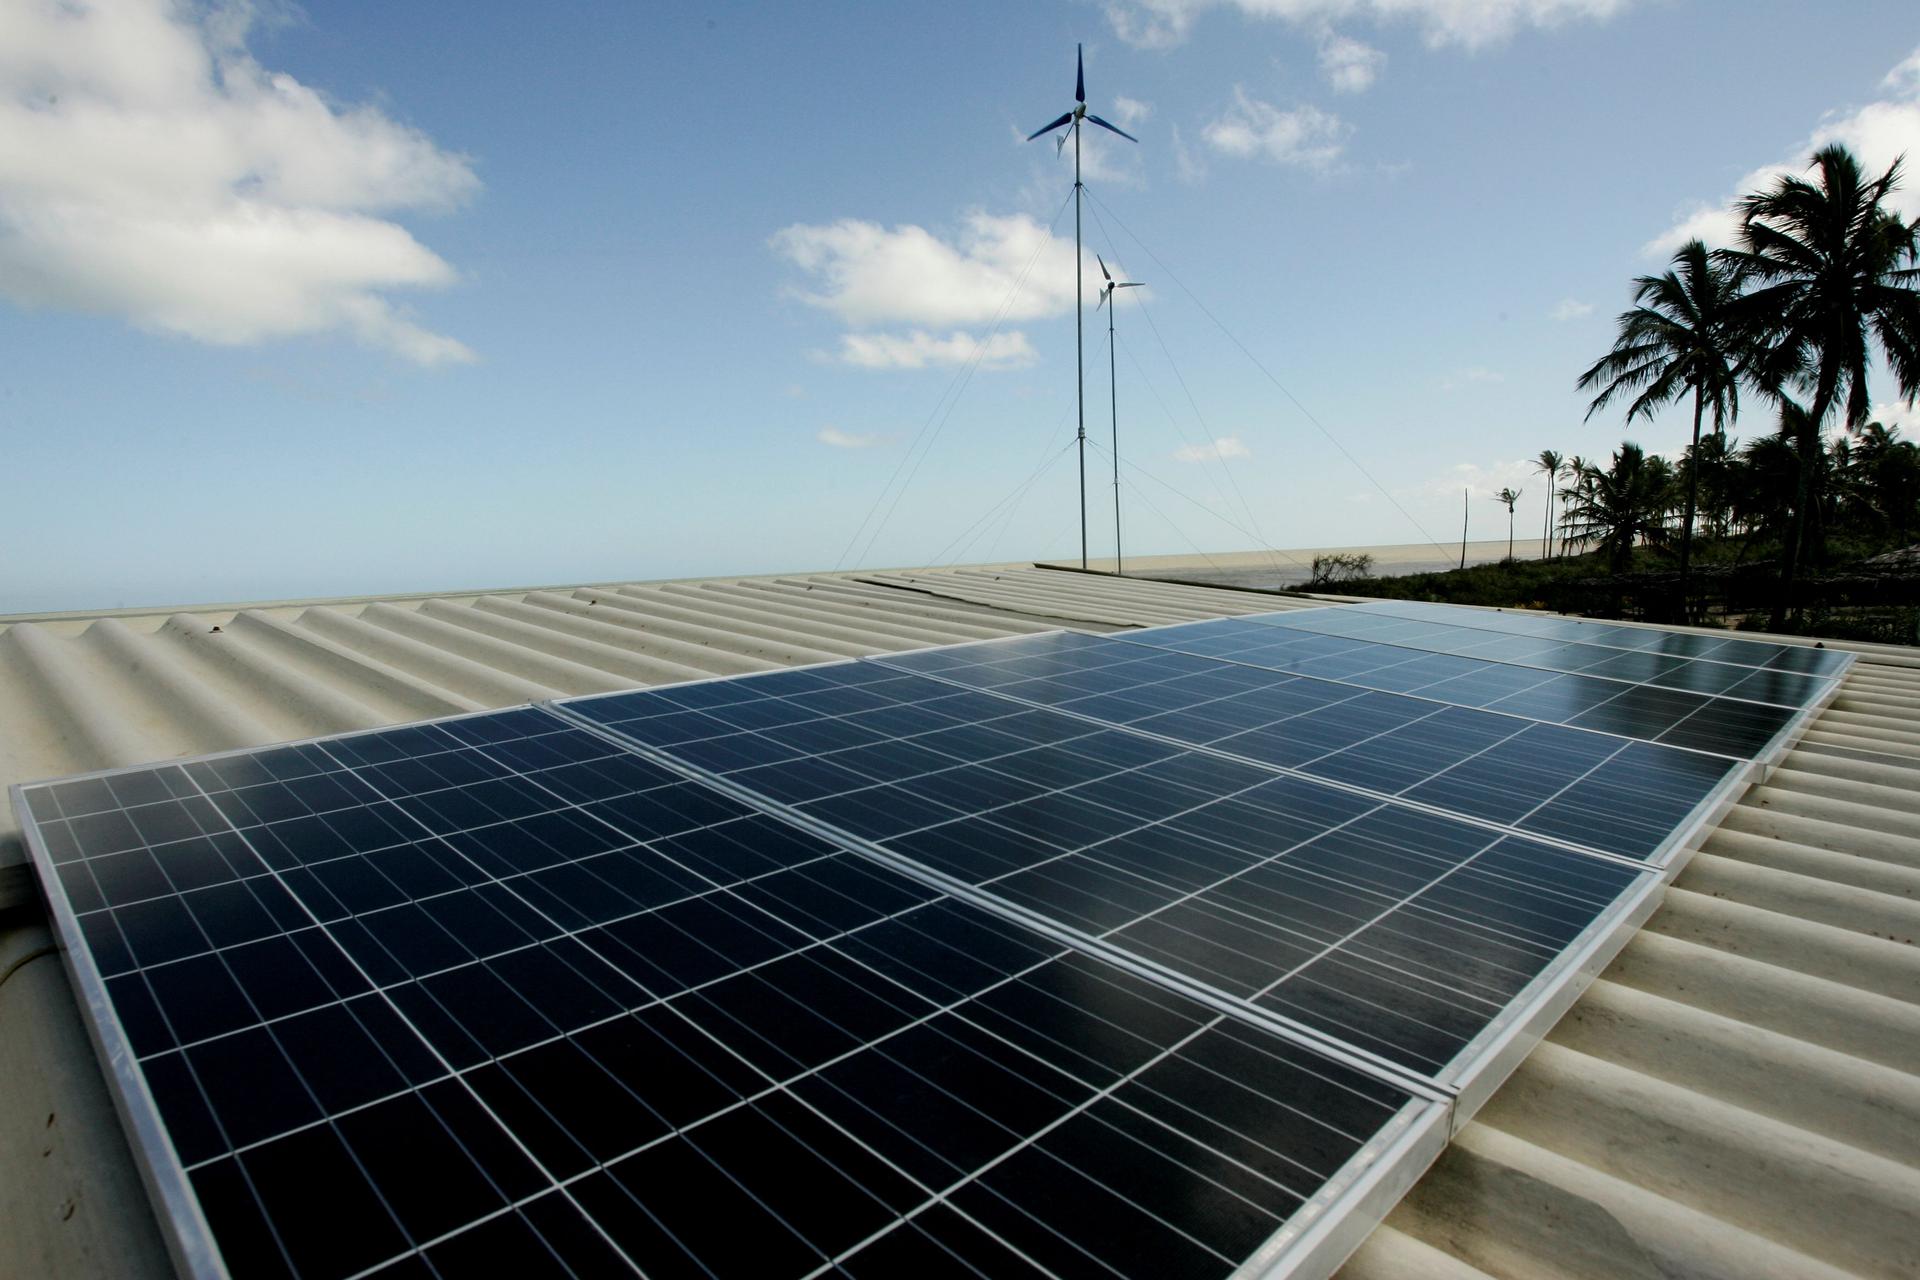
(1735, 403, 1831, 562)
(1560, 454, 1591, 557)
(1684, 429, 1739, 539)
(1493, 487, 1523, 560)
(1578, 239, 1746, 614)
(1562, 444, 1670, 574)
(1717, 144, 1920, 626)
(1534, 450, 1563, 557)
(1847, 421, 1920, 542)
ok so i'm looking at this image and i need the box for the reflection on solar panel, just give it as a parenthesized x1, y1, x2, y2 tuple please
(563, 663, 1652, 1079)
(1129, 609, 1844, 760)
(20, 706, 1444, 1279)
(1345, 599, 1853, 676)
(17, 600, 1822, 1279)
(866, 632, 1736, 863)
(1237, 604, 1842, 705)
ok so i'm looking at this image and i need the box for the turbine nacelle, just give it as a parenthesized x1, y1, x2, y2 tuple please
(1024, 44, 1138, 147)
(1095, 254, 1143, 309)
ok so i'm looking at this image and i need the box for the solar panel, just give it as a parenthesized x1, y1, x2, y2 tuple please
(558, 663, 1658, 1081)
(863, 632, 1737, 864)
(1129, 615, 1822, 760)
(1236, 604, 1846, 706)
(18, 704, 1446, 1280)
(19, 599, 1817, 1279)
(1343, 598, 1854, 675)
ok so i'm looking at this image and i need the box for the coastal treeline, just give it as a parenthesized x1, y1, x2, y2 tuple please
(1555, 143, 1920, 630)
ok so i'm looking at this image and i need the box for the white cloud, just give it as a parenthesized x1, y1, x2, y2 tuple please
(1420, 458, 1534, 499)
(1111, 95, 1153, 127)
(0, 0, 477, 363)
(1883, 47, 1920, 96)
(1104, 0, 1633, 52)
(1549, 298, 1594, 321)
(773, 211, 1096, 373)
(837, 330, 1038, 370)
(1646, 44, 1920, 257)
(1171, 124, 1208, 184)
(818, 427, 891, 449)
(1872, 399, 1920, 434)
(1202, 90, 1348, 168)
(1073, 126, 1146, 186)
(1440, 366, 1504, 390)
(771, 211, 1082, 328)
(1174, 436, 1251, 462)
(1318, 34, 1386, 93)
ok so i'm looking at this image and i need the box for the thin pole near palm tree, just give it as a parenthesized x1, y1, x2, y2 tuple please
(1097, 254, 1143, 575)
(1026, 45, 1138, 571)
(1534, 451, 1563, 558)
(1459, 488, 1468, 569)
(1494, 487, 1523, 561)
(1718, 144, 1920, 628)
(1579, 240, 1745, 620)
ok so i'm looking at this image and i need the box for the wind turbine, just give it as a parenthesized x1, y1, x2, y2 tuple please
(1096, 254, 1143, 575)
(1027, 44, 1137, 571)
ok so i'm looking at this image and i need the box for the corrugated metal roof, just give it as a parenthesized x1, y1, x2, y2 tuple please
(2, 565, 1914, 1279)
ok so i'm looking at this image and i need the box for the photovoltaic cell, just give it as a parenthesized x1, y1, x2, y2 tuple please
(19, 705, 1438, 1280)
(563, 665, 1652, 1077)
(865, 632, 1735, 863)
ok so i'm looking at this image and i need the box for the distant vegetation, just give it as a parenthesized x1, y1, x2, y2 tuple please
(1349, 143, 1920, 642)
(1306, 552, 1374, 588)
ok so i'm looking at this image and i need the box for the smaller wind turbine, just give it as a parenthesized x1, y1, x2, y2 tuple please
(1096, 254, 1143, 575)
(1027, 44, 1137, 570)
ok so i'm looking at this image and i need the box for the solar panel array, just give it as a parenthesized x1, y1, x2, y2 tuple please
(15, 602, 1847, 1279)
(564, 661, 1647, 1078)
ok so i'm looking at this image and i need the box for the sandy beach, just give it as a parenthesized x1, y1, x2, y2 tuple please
(1043, 538, 1554, 591)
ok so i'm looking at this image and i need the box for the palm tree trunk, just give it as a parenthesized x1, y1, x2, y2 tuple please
(1508, 510, 1515, 561)
(1680, 387, 1703, 622)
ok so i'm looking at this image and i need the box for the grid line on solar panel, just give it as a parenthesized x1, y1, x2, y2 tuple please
(1119, 614, 1807, 761)
(15, 706, 1436, 1274)
(1340, 598, 1854, 675)
(1208, 604, 1845, 710)
(861, 633, 1735, 865)
(557, 665, 1655, 1080)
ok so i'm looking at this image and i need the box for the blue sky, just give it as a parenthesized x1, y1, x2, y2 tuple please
(4, 0, 1919, 612)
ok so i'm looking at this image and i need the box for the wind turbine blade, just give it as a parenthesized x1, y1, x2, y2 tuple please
(1076, 44, 1085, 103)
(1086, 114, 1138, 143)
(1026, 111, 1073, 141)
(1097, 254, 1113, 283)
(1117, 281, 1143, 290)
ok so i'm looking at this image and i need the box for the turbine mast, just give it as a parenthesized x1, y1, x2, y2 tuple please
(1074, 116, 1086, 570)
(1025, 44, 1137, 573)
(1098, 255, 1142, 576)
